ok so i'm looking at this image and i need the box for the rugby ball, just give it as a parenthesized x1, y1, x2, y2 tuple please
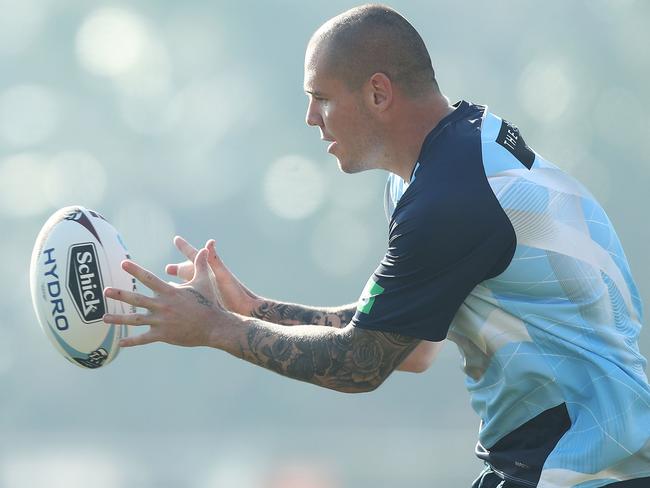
(29, 206, 135, 369)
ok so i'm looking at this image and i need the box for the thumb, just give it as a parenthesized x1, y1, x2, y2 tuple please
(192, 247, 223, 307)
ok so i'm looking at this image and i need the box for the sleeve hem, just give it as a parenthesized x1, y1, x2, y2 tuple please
(351, 318, 447, 342)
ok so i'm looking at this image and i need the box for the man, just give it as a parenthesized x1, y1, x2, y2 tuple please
(103, 5, 650, 487)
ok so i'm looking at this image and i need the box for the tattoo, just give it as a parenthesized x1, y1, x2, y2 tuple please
(241, 322, 418, 393)
(186, 289, 213, 308)
(251, 301, 356, 328)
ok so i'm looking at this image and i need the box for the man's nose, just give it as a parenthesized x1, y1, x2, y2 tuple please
(305, 99, 323, 128)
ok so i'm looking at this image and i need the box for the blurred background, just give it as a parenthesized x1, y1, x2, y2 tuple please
(1, 0, 649, 486)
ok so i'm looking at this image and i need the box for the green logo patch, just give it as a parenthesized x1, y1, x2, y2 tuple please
(357, 277, 385, 315)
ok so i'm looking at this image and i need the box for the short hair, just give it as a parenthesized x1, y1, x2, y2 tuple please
(311, 4, 438, 98)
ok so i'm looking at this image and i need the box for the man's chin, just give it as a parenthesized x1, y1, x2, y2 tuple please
(336, 157, 365, 174)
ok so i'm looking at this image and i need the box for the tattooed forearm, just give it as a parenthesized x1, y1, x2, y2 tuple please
(238, 321, 418, 393)
(251, 301, 356, 328)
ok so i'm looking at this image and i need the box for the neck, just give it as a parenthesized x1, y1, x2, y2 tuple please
(389, 92, 454, 182)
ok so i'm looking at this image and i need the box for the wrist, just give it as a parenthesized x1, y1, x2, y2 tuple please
(206, 307, 239, 352)
(245, 296, 267, 317)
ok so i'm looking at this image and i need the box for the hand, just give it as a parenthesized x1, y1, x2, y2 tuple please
(103, 247, 225, 348)
(165, 235, 261, 316)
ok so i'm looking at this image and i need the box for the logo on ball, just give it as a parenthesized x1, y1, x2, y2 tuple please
(64, 208, 103, 244)
(74, 347, 109, 369)
(67, 243, 106, 323)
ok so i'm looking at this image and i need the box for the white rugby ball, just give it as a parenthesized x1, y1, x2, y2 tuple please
(29, 206, 135, 369)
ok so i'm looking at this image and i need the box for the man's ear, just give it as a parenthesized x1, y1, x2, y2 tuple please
(367, 72, 393, 113)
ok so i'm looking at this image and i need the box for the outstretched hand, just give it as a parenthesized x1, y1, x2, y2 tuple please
(165, 235, 261, 316)
(103, 247, 225, 348)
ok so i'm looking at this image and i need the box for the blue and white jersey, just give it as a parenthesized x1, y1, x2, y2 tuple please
(351, 101, 650, 487)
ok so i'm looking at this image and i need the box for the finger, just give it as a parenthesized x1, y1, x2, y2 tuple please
(166, 261, 194, 282)
(103, 312, 152, 326)
(119, 332, 157, 348)
(192, 247, 210, 281)
(122, 260, 169, 294)
(206, 239, 227, 274)
(174, 235, 198, 261)
(104, 287, 156, 309)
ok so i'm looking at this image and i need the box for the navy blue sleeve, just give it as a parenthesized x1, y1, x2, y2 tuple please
(351, 104, 516, 341)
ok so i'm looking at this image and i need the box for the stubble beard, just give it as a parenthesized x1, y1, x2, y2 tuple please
(338, 138, 386, 175)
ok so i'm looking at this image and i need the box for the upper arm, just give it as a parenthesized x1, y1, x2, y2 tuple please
(351, 204, 515, 342)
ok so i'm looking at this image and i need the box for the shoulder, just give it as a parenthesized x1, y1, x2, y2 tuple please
(386, 103, 516, 271)
(479, 108, 539, 176)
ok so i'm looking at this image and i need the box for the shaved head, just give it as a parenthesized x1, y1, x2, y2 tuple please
(308, 4, 437, 98)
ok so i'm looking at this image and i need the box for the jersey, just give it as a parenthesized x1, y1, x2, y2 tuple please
(350, 100, 650, 487)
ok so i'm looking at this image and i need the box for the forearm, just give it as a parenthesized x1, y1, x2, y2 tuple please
(251, 299, 356, 328)
(214, 315, 417, 393)
(248, 300, 437, 374)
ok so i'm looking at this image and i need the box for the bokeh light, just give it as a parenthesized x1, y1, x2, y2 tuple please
(114, 40, 172, 99)
(1, 449, 122, 488)
(162, 74, 256, 157)
(76, 7, 151, 78)
(43, 151, 107, 209)
(0, 84, 61, 147)
(517, 59, 573, 124)
(201, 453, 264, 488)
(0, 153, 51, 218)
(264, 155, 326, 220)
(265, 462, 340, 488)
(77, 6, 173, 136)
